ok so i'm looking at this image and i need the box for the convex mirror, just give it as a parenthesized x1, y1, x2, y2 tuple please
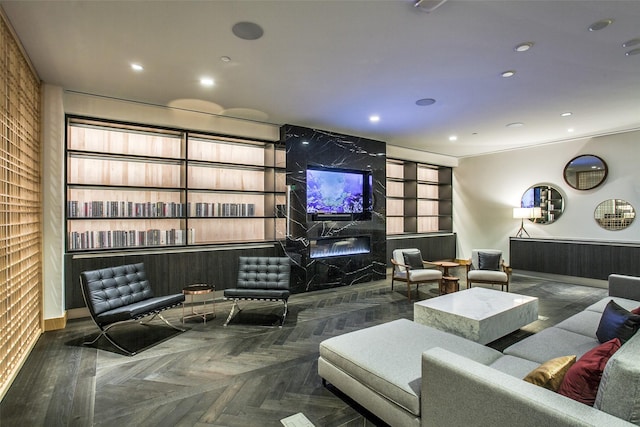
(564, 155, 607, 190)
(594, 199, 635, 230)
(521, 184, 564, 224)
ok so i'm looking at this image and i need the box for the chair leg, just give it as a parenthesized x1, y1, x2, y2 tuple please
(280, 300, 288, 328)
(141, 312, 186, 332)
(84, 325, 137, 356)
(223, 299, 241, 327)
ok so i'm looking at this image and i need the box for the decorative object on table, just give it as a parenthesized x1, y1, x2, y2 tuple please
(513, 207, 542, 237)
(466, 249, 511, 292)
(391, 248, 443, 301)
(520, 184, 565, 224)
(563, 154, 608, 190)
(594, 199, 636, 231)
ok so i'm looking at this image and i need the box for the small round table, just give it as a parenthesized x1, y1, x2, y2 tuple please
(431, 260, 460, 277)
(440, 276, 460, 295)
(182, 284, 215, 324)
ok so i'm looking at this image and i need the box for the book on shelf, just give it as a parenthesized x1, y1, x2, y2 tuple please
(67, 228, 195, 250)
(67, 200, 186, 218)
(192, 202, 256, 217)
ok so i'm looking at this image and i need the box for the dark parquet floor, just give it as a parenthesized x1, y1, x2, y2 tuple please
(0, 269, 607, 427)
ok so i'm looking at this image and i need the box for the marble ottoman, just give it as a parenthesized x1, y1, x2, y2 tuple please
(414, 287, 538, 345)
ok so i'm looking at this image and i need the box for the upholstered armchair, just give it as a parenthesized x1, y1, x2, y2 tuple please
(391, 248, 443, 301)
(466, 249, 511, 292)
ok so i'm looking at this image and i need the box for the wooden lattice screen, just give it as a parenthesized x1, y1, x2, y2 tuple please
(0, 11, 42, 400)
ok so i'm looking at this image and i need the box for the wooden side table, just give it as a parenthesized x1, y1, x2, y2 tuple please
(440, 276, 460, 295)
(182, 284, 215, 324)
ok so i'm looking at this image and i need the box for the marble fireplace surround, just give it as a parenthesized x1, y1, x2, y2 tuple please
(281, 124, 387, 292)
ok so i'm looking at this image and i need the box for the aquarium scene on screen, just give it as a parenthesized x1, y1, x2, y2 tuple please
(306, 168, 365, 213)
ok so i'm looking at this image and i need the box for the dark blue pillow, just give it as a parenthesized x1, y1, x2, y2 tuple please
(478, 251, 501, 271)
(596, 300, 640, 344)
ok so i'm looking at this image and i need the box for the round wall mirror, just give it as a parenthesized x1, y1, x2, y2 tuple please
(563, 155, 608, 190)
(594, 199, 636, 231)
(521, 184, 564, 224)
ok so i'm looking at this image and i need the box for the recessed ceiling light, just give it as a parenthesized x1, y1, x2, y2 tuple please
(131, 63, 143, 71)
(369, 115, 380, 123)
(622, 38, 640, 48)
(200, 77, 215, 87)
(588, 19, 613, 32)
(506, 122, 524, 128)
(626, 48, 640, 56)
(302, 141, 309, 145)
(514, 42, 533, 52)
(232, 22, 264, 40)
(415, 98, 436, 106)
(501, 70, 516, 78)
(220, 56, 231, 63)
(568, 128, 575, 133)
(561, 112, 572, 117)
(448, 135, 457, 142)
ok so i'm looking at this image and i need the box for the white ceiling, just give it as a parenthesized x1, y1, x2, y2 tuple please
(2, 0, 639, 158)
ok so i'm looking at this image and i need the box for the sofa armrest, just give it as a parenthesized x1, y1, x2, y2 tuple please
(608, 274, 640, 301)
(421, 348, 634, 427)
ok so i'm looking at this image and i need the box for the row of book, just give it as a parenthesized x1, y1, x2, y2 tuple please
(67, 201, 186, 218)
(67, 201, 259, 218)
(67, 228, 195, 250)
(192, 203, 256, 217)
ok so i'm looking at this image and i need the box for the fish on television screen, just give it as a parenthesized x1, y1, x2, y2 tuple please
(306, 167, 365, 214)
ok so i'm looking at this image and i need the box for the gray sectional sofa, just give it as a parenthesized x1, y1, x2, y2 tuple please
(318, 274, 640, 426)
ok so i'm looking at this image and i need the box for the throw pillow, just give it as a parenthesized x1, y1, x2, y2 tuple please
(478, 251, 501, 271)
(557, 338, 621, 406)
(403, 251, 424, 270)
(632, 306, 640, 315)
(596, 300, 640, 344)
(523, 355, 577, 391)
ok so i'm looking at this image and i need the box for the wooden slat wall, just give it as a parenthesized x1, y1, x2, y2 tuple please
(0, 11, 42, 400)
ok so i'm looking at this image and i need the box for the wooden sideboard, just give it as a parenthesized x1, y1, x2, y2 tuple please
(510, 237, 640, 280)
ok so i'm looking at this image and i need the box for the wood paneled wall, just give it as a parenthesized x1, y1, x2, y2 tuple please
(0, 10, 42, 400)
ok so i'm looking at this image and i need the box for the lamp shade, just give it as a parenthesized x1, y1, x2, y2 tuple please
(513, 207, 543, 219)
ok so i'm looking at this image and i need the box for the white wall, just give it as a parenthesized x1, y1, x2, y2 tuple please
(453, 130, 640, 262)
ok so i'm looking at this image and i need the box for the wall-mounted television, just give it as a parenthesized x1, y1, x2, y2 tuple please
(306, 165, 373, 221)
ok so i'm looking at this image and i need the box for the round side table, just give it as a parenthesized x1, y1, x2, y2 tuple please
(182, 284, 215, 324)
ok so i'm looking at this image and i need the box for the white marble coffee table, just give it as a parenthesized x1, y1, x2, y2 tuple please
(414, 287, 538, 345)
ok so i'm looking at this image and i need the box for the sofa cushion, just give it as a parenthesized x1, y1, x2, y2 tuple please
(503, 326, 599, 364)
(478, 251, 501, 271)
(558, 338, 621, 406)
(584, 296, 640, 314)
(523, 355, 576, 391)
(596, 300, 640, 344)
(488, 355, 540, 379)
(595, 331, 640, 424)
(554, 310, 601, 338)
(319, 319, 502, 416)
(467, 270, 508, 282)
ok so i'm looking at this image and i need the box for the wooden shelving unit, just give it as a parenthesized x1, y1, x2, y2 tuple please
(386, 159, 452, 235)
(1, 13, 43, 399)
(65, 117, 285, 251)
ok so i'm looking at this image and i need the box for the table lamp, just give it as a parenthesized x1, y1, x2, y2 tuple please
(513, 207, 542, 238)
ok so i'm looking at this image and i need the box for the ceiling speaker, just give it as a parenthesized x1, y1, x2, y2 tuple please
(413, 0, 448, 13)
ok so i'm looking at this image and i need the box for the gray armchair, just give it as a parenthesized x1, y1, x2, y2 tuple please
(223, 256, 291, 327)
(466, 249, 511, 292)
(391, 248, 443, 301)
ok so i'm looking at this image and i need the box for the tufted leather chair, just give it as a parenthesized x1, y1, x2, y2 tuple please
(80, 263, 185, 355)
(223, 256, 291, 327)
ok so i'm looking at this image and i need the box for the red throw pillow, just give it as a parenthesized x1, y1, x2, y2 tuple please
(557, 338, 621, 405)
(632, 306, 640, 315)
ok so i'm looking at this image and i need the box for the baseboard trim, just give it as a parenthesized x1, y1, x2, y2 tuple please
(44, 312, 68, 331)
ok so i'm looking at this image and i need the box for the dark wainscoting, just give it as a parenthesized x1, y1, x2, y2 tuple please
(510, 237, 640, 280)
(64, 245, 278, 310)
(386, 233, 457, 266)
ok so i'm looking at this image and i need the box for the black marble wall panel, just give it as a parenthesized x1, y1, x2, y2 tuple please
(280, 124, 387, 291)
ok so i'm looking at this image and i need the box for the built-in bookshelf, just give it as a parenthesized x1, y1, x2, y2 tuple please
(66, 117, 285, 251)
(386, 159, 452, 235)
